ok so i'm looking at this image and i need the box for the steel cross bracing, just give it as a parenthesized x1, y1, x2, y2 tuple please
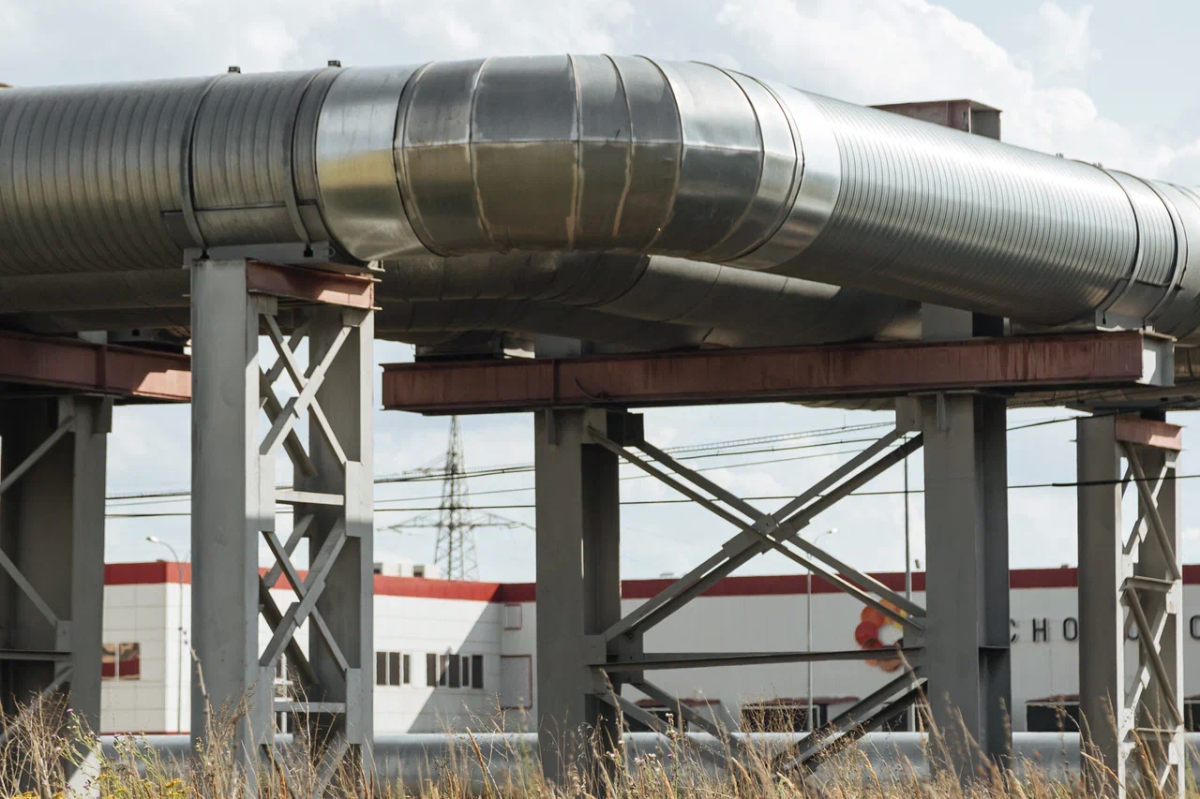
(574, 412, 927, 773)
(1077, 415, 1186, 798)
(0, 398, 111, 748)
(189, 259, 373, 796)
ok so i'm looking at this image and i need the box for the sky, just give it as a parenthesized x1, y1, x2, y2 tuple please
(3, 0, 1199, 580)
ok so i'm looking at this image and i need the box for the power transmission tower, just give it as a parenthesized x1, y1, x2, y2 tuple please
(434, 416, 477, 580)
(386, 416, 529, 580)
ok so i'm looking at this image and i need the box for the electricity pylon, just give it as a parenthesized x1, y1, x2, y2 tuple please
(386, 416, 528, 580)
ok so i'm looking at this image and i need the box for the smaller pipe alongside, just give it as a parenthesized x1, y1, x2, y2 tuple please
(95, 732, 1200, 789)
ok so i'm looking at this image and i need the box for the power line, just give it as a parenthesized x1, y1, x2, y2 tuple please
(103, 420, 905, 504)
(103, 413, 1099, 512)
(105, 470, 1200, 518)
(372, 444, 892, 506)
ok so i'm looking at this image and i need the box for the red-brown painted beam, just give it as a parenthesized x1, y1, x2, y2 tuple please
(0, 330, 190, 401)
(382, 331, 1154, 414)
(245, 260, 374, 309)
(1114, 415, 1183, 451)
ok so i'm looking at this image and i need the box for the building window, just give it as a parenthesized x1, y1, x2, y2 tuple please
(503, 604, 523, 630)
(741, 701, 825, 732)
(1025, 697, 1081, 732)
(376, 651, 412, 687)
(425, 653, 484, 689)
(472, 654, 484, 689)
(628, 702, 689, 733)
(102, 643, 141, 681)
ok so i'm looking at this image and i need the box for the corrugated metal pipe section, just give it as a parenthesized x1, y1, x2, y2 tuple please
(2, 56, 1199, 345)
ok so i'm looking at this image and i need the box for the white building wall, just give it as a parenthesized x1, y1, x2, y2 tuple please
(373, 594, 504, 733)
(502, 583, 1200, 732)
(101, 583, 172, 734)
(98, 570, 1200, 736)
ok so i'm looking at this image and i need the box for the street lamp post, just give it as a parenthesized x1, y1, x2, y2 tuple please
(807, 527, 837, 733)
(147, 536, 186, 735)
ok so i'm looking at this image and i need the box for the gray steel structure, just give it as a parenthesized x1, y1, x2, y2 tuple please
(0, 56, 1197, 794)
(0, 397, 110, 760)
(1077, 416, 1186, 794)
(189, 259, 374, 791)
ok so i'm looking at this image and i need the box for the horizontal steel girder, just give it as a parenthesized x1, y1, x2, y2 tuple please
(598, 647, 923, 671)
(381, 331, 1170, 413)
(0, 329, 190, 401)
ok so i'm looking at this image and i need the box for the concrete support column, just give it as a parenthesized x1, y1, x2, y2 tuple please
(534, 409, 622, 786)
(921, 394, 1011, 776)
(189, 259, 273, 759)
(0, 396, 110, 741)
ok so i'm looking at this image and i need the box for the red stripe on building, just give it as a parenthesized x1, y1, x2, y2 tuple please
(105, 562, 1200, 601)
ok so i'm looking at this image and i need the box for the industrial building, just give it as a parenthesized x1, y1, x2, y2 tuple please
(99, 560, 1200, 737)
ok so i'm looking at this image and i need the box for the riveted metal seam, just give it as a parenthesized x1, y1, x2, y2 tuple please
(638, 56, 683, 253)
(727, 73, 803, 263)
(692, 62, 768, 261)
(567, 54, 582, 252)
(467, 57, 495, 250)
(279, 69, 328, 245)
(177, 74, 229, 252)
(392, 61, 439, 256)
(602, 53, 635, 241)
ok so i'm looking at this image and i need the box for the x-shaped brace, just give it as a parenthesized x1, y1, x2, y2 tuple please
(260, 520, 350, 676)
(261, 316, 349, 466)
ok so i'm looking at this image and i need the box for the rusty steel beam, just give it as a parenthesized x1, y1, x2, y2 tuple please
(245, 260, 375, 309)
(1113, 415, 1183, 451)
(381, 331, 1161, 414)
(0, 330, 190, 401)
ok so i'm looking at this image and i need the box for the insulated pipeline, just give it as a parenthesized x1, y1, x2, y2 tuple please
(2, 57, 1199, 339)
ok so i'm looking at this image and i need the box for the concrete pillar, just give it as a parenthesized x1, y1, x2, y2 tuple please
(921, 394, 1011, 776)
(0, 396, 109, 741)
(189, 260, 273, 760)
(534, 409, 622, 786)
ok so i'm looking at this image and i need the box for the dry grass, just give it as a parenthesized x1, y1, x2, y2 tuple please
(0, 695, 1194, 798)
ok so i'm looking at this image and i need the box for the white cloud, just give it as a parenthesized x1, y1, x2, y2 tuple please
(713, 0, 1183, 179)
(0, 0, 636, 85)
(1022, 2, 1099, 78)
